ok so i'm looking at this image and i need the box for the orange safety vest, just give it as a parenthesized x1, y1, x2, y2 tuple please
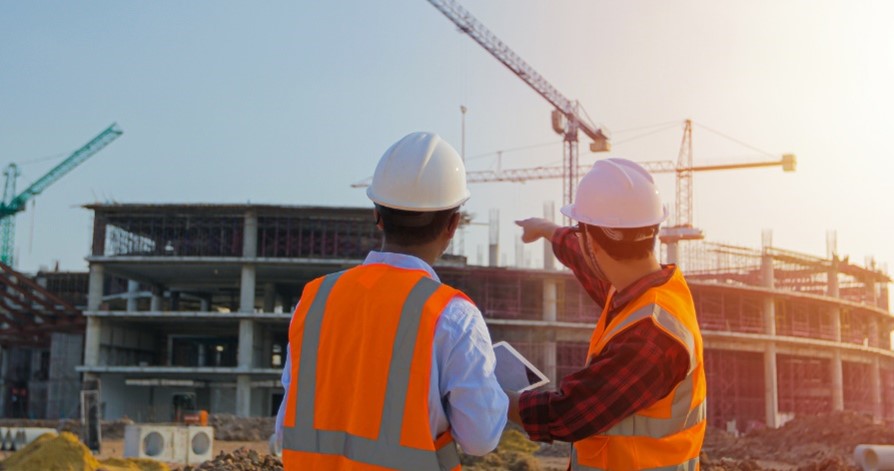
(281, 264, 465, 471)
(571, 267, 706, 471)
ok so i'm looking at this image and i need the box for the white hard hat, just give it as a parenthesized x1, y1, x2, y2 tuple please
(560, 158, 668, 228)
(367, 132, 470, 211)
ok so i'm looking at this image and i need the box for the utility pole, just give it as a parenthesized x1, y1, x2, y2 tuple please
(460, 105, 467, 162)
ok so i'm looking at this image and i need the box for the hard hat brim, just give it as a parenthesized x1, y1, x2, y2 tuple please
(560, 203, 668, 228)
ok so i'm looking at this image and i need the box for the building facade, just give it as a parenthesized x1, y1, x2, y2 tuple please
(80, 204, 894, 430)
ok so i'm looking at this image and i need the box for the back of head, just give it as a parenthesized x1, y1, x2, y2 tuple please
(561, 158, 667, 260)
(368, 132, 469, 246)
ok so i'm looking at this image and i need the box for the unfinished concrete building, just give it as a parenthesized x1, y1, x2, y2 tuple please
(80, 204, 894, 430)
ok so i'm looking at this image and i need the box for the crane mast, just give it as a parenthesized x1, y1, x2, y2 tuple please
(426, 0, 609, 206)
(1, 123, 123, 266)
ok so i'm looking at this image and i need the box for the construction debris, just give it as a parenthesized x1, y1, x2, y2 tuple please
(179, 448, 283, 471)
(703, 411, 891, 469)
(206, 415, 275, 442)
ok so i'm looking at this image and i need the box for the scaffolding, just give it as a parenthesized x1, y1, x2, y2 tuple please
(77, 204, 894, 426)
(704, 350, 765, 430)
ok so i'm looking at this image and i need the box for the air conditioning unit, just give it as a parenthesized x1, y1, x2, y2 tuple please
(124, 425, 188, 463)
(186, 426, 214, 464)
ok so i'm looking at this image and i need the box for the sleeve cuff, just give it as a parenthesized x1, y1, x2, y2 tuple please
(518, 390, 553, 443)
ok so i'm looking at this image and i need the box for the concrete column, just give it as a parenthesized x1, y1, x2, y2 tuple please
(871, 357, 883, 421)
(828, 256, 845, 412)
(760, 241, 779, 428)
(84, 319, 102, 367)
(236, 375, 251, 417)
(543, 342, 557, 386)
(239, 319, 255, 369)
(263, 283, 276, 313)
(241, 209, 258, 314)
(87, 264, 104, 312)
(200, 297, 211, 312)
(150, 287, 163, 312)
(764, 343, 779, 428)
(666, 242, 679, 266)
(869, 318, 880, 348)
(488, 209, 499, 267)
(240, 266, 256, 313)
(243, 210, 258, 258)
(237, 316, 255, 417)
(542, 278, 558, 383)
(126, 280, 139, 312)
(543, 279, 557, 323)
(85, 265, 104, 368)
(237, 210, 257, 417)
(831, 351, 844, 411)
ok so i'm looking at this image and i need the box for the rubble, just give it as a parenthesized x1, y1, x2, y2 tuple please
(206, 415, 275, 442)
(179, 448, 283, 471)
(703, 411, 888, 469)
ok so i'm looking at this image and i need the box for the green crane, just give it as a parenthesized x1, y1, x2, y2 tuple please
(0, 123, 123, 266)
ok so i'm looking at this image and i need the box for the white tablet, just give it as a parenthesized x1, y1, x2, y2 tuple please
(492, 341, 550, 392)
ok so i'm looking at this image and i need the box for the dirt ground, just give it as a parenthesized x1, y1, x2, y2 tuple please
(94, 439, 271, 462)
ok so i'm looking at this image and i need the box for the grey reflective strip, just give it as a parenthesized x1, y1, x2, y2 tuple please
(603, 373, 706, 439)
(601, 304, 655, 341)
(379, 277, 440, 444)
(602, 304, 698, 374)
(651, 307, 697, 375)
(571, 448, 699, 471)
(283, 274, 458, 471)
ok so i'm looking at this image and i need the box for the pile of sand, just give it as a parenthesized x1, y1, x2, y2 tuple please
(0, 432, 167, 471)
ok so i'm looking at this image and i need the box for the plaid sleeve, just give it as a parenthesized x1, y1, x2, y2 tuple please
(551, 227, 611, 306)
(517, 320, 690, 443)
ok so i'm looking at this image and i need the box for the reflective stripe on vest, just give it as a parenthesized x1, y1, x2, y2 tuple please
(600, 304, 697, 375)
(598, 303, 703, 440)
(571, 448, 699, 471)
(282, 272, 461, 471)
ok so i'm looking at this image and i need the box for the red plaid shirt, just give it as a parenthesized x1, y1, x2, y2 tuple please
(518, 227, 691, 443)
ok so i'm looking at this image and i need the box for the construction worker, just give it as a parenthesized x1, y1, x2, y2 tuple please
(512, 158, 705, 470)
(276, 132, 508, 470)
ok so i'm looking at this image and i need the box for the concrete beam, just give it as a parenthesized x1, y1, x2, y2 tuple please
(84, 310, 291, 321)
(76, 365, 281, 374)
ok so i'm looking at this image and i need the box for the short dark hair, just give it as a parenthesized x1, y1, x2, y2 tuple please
(376, 205, 459, 246)
(583, 224, 659, 261)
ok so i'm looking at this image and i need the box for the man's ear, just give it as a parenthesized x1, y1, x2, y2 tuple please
(373, 208, 384, 231)
(445, 211, 461, 238)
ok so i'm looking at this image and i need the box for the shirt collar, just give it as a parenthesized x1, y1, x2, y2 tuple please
(609, 264, 677, 314)
(362, 250, 440, 282)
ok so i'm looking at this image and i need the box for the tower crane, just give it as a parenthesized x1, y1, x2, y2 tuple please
(352, 118, 795, 264)
(1, 123, 123, 266)
(425, 0, 610, 207)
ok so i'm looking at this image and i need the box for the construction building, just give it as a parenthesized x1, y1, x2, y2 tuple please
(77, 203, 892, 430)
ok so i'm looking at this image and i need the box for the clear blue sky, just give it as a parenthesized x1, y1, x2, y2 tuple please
(1, 1, 892, 288)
